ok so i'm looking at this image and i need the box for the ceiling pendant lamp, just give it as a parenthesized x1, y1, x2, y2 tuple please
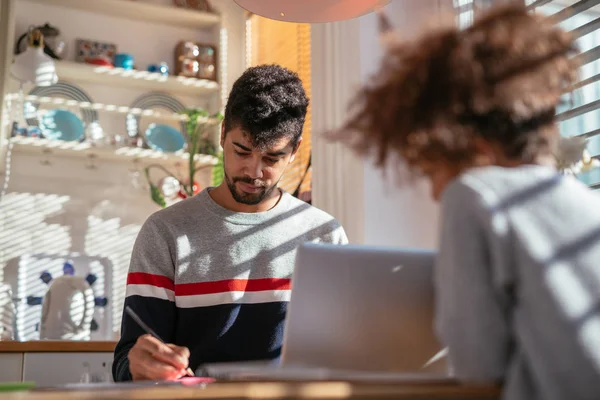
(234, 0, 390, 23)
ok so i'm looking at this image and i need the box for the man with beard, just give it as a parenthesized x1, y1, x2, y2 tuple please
(113, 65, 347, 382)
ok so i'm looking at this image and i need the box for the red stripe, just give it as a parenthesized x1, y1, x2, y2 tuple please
(127, 272, 174, 291)
(175, 278, 291, 296)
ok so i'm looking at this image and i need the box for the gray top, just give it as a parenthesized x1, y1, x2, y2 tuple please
(126, 187, 348, 296)
(113, 187, 348, 381)
(435, 164, 600, 400)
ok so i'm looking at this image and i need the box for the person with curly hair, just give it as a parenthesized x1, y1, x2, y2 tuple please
(331, 3, 600, 400)
(113, 65, 347, 382)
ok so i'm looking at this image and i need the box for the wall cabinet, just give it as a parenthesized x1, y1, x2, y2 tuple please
(0, 353, 23, 382)
(0, 341, 116, 385)
(23, 352, 114, 386)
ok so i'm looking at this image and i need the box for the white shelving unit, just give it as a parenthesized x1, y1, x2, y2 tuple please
(0, 0, 244, 346)
(2, 0, 226, 162)
(23, 0, 221, 29)
(55, 61, 219, 96)
(9, 136, 218, 167)
(5, 92, 224, 123)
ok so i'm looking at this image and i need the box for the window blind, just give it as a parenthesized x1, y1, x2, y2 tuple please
(528, 0, 600, 187)
(456, 0, 600, 187)
(453, 0, 475, 28)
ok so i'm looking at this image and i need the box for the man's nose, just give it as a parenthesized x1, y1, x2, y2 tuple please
(245, 158, 264, 180)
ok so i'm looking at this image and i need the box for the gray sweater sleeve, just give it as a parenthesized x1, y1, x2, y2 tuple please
(328, 222, 349, 245)
(435, 180, 512, 383)
(112, 215, 178, 382)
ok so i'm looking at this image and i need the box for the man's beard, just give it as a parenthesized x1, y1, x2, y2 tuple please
(224, 171, 279, 205)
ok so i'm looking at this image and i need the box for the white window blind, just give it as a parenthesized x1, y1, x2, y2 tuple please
(454, 0, 475, 28)
(528, 0, 600, 188)
(455, 0, 600, 188)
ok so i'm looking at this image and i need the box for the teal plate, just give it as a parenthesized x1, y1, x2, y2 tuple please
(40, 109, 84, 141)
(145, 123, 186, 152)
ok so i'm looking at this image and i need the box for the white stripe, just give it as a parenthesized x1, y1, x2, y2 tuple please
(126, 284, 175, 302)
(176, 290, 291, 308)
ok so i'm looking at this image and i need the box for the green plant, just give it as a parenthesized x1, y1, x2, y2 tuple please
(145, 108, 224, 208)
(211, 151, 224, 187)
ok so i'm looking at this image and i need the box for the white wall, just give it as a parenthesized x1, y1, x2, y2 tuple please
(312, 0, 451, 250)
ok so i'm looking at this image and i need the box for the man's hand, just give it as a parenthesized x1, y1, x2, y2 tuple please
(128, 334, 191, 381)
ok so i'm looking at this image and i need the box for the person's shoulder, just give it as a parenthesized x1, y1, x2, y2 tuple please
(443, 165, 600, 217)
(443, 165, 559, 208)
(283, 192, 340, 224)
(281, 193, 347, 243)
(142, 191, 209, 234)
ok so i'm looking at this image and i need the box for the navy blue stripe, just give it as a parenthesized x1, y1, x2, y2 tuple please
(177, 302, 286, 370)
(113, 296, 286, 381)
(113, 296, 176, 381)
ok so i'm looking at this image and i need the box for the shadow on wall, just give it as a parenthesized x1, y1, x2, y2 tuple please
(0, 191, 142, 341)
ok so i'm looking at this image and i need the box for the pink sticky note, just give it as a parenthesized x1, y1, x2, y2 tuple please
(177, 377, 216, 386)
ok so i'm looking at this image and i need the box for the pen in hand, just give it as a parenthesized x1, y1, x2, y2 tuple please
(125, 305, 195, 377)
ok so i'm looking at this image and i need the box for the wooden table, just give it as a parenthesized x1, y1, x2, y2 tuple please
(0, 341, 117, 353)
(1, 380, 501, 400)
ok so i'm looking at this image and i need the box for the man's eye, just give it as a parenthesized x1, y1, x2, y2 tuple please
(265, 158, 279, 164)
(235, 150, 250, 157)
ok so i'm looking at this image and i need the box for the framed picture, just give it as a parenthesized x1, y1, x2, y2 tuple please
(175, 41, 217, 81)
(75, 39, 117, 64)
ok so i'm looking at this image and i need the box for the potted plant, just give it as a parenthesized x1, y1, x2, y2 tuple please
(145, 107, 224, 208)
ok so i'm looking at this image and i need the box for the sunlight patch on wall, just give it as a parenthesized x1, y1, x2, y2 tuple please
(85, 215, 140, 337)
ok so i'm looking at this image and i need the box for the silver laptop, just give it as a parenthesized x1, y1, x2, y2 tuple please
(198, 243, 450, 382)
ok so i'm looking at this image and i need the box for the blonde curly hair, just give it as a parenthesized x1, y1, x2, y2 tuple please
(329, 3, 579, 174)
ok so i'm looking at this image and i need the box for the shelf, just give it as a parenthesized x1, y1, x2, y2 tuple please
(54, 61, 219, 97)
(23, 0, 221, 30)
(8, 136, 219, 167)
(6, 93, 222, 124)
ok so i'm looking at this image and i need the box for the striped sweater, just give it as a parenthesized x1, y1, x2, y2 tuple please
(112, 188, 347, 381)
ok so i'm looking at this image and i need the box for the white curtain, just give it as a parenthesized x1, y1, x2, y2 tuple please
(310, 19, 365, 244)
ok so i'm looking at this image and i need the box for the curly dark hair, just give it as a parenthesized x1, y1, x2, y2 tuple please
(329, 3, 579, 174)
(223, 64, 309, 150)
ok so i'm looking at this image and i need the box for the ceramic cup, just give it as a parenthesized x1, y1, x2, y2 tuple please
(114, 53, 134, 69)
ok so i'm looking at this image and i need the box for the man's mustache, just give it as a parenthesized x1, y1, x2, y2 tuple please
(232, 177, 267, 188)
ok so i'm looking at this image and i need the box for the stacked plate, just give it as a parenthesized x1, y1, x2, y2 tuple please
(126, 92, 187, 153)
(24, 81, 98, 142)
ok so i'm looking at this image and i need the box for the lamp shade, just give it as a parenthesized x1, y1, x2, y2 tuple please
(234, 0, 390, 23)
(11, 46, 58, 87)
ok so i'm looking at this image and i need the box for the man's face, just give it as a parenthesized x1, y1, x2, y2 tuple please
(221, 126, 300, 205)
